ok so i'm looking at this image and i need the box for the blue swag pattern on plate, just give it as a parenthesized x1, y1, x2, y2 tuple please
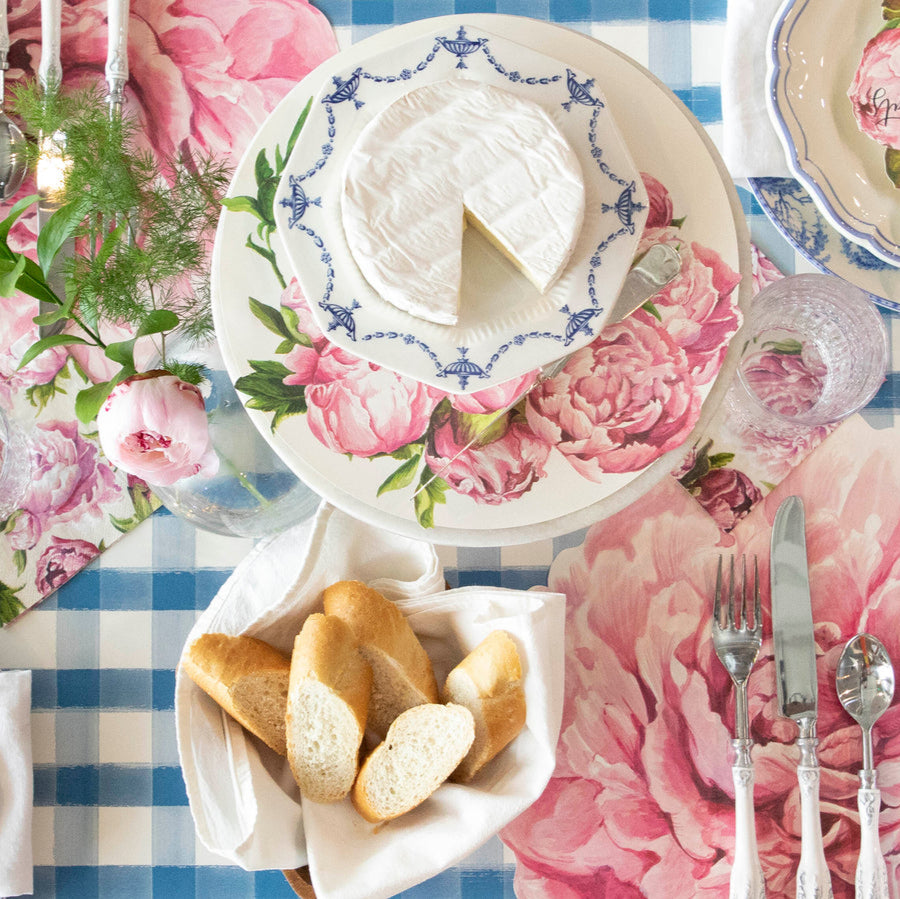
(277, 26, 646, 390)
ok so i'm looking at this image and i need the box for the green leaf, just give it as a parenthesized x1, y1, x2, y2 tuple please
(249, 296, 294, 340)
(255, 148, 275, 189)
(75, 379, 116, 424)
(136, 309, 179, 337)
(280, 306, 313, 347)
(12, 550, 26, 576)
(0, 254, 27, 295)
(0, 582, 25, 626)
(886, 146, 900, 188)
(104, 338, 137, 371)
(878, 15, 900, 32)
(275, 339, 294, 354)
(641, 300, 662, 321)
(377, 453, 422, 497)
(17, 333, 91, 369)
(0, 193, 41, 250)
(221, 195, 263, 220)
(284, 99, 313, 164)
(413, 468, 448, 530)
(36, 197, 90, 277)
(234, 359, 307, 429)
(109, 514, 138, 533)
(762, 337, 804, 355)
(708, 452, 735, 469)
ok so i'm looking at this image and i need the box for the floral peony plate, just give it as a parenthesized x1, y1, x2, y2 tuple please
(270, 27, 648, 395)
(768, 0, 900, 266)
(211, 14, 751, 546)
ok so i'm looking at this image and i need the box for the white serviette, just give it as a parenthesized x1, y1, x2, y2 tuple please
(721, 0, 792, 178)
(0, 670, 33, 898)
(175, 502, 566, 898)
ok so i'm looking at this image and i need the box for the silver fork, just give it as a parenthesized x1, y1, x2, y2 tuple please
(713, 555, 767, 899)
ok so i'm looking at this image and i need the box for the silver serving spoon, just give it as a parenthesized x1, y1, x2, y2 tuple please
(0, 1, 26, 201)
(836, 633, 895, 899)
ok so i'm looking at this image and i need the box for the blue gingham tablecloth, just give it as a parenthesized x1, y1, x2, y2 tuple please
(0, 0, 897, 897)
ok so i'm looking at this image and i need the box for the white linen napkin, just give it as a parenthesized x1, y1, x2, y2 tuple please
(0, 670, 33, 898)
(174, 503, 566, 899)
(721, 0, 792, 178)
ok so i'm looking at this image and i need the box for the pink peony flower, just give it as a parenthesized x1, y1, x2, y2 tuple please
(526, 317, 701, 478)
(303, 357, 444, 457)
(35, 536, 100, 595)
(5, 0, 339, 168)
(641, 171, 674, 229)
(685, 465, 763, 531)
(502, 417, 900, 896)
(16, 420, 120, 549)
(740, 346, 827, 419)
(279, 279, 445, 457)
(97, 371, 219, 486)
(751, 245, 784, 295)
(633, 226, 743, 386)
(449, 370, 539, 415)
(424, 412, 551, 504)
(0, 296, 68, 403)
(849, 26, 900, 149)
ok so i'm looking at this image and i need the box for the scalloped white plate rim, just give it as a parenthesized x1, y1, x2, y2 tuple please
(211, 14, 752, 547)
(766, 0, 900, 267)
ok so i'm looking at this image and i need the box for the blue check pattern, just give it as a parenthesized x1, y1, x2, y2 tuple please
(2, 0, 898, 897)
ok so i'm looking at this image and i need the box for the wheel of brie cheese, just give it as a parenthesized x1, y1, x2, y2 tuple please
(340, 78, 586, 326)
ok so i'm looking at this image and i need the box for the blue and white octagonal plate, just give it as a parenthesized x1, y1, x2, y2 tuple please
(272, 26, 649, 393)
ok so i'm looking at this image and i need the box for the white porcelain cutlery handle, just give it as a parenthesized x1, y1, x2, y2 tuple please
(856, 781, 889, 899)
(796, 735, 833, 899)
(105, 0, 129, 109)
(731, 739, 766, 899)
(38, 0, 61, 90)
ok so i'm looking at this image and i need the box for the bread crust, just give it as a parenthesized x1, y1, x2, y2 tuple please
(442, 630, 526, 782)
(286, 614, 372, 803)
(323, 580, 438, 735)
(182, 633, 291, 756)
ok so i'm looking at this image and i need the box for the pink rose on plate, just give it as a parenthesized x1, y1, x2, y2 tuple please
(526, 317, 701, 478)
(848, 25, 900, 149)
(641, 171, 674, 229)
(97, 372, 219, 486)
(35, 537, 100, 595)
(424, 412, 551, 504)
(15, 420, 120, 549)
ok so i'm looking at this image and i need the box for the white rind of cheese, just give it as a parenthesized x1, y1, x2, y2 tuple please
(340, 78, 586, 326)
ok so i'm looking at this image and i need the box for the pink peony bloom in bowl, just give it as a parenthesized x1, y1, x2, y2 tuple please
(97, 371, 219, 486)
(849, 26, 900, 149)
(526, 317, 701, 478)
(425, 411, 551, 504)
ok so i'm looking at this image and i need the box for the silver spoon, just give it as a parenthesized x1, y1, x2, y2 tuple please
(836, 633, 895, 899)
(0, 1, 26, 201)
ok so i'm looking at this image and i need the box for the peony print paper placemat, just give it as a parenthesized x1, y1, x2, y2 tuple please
(0, 0, 340, 625)
(503, 413, 900, 899)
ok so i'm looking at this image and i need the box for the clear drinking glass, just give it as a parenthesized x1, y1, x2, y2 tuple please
(0, 408, 32, 521)
(725, 274, 888, 437)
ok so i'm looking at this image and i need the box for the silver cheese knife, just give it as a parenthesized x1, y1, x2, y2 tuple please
(414, 243, 682, 496)
(771, 495, 834, 899)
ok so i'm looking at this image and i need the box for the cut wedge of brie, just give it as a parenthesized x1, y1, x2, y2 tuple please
(340, 79, 586, 326)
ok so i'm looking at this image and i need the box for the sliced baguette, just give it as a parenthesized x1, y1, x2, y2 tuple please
(352, 703, 475, 823)
(182, 633, 291, 756)
(286, 613, 372, 803)
(323, 580, 439, 737)
(442, 630, 527, 783)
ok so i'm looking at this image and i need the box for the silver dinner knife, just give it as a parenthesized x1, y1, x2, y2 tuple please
(771, 495, 834, 899)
